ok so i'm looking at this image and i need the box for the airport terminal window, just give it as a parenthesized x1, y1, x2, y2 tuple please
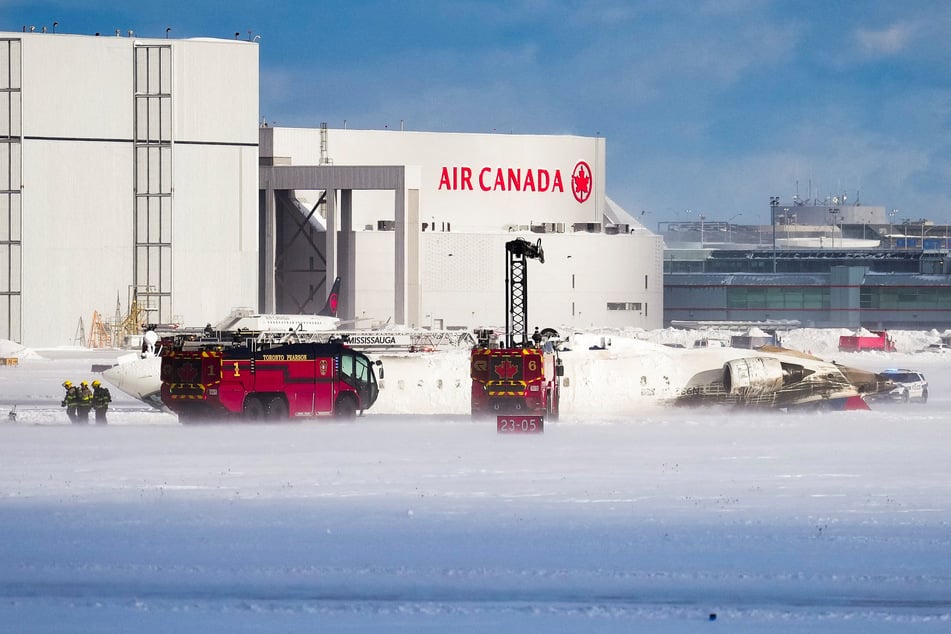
(727, 286, 829, 310)
(607, 302, 642, 311)
(766, 288, 788, 308)
(782, 289, 804, 309)
(861, 287, 951, 310)
(876, 288, 898, 308)
(804, 288, 830, 309)
(727, 288, 747, 308)
(898, 289, 920, 304)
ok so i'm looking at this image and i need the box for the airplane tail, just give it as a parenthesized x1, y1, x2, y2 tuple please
(318, 277, 341, 317)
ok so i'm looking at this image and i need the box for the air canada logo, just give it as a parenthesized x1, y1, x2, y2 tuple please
(328, 292, 338, 315)
(437, 161, 593, 204)
(493, 359, 520, 380)
(177, 362, 198, 383)
(571, 161, 592, 204)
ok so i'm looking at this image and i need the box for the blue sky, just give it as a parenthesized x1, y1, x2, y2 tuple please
(4, 0, 950, 227)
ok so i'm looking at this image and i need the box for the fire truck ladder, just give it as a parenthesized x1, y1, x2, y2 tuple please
(504, 238, 544, 348)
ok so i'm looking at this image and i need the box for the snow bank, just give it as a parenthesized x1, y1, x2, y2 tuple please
(0, 339, 41, 360)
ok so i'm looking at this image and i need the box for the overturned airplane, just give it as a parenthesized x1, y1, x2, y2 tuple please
(667, 345, 889, 410)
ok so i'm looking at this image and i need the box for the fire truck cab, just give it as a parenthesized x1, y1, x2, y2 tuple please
(160, 337, 380, 422)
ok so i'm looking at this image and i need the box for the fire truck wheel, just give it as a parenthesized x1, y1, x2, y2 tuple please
(243, 396, 266, 420)
(335, 395, 358, 420)
(265, 396, 288, 420)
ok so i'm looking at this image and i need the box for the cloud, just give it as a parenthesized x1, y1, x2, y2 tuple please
(853, 22, 916, 56)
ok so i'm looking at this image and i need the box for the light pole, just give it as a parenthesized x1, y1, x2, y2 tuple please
(828, 207, 840, 248)
(888, 209, 898, 249)
(728, 213, 742, 242)
(769, 197, 779, 272)
(699, 213, 705, 248)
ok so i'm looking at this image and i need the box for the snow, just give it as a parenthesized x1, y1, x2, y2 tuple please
(2, 329, 951, 632)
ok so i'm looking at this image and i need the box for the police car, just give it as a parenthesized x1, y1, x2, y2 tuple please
(872, 369, 929, 404)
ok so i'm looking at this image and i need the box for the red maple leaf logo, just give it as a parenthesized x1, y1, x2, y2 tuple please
(177, 361, 198, 383)
(493, 359, 520, 380)
(328, 292, 338, 315)
(571, 161, 592, 204)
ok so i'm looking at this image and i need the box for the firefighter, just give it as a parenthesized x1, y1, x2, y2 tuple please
(61, 380, 80, 423)
(91, 379, 112, 424)
(532, 327, 543, 347)
(76, 380, 93, 423)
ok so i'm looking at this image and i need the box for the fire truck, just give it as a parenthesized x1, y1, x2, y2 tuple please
(470, 238, 563, 432)
(160, 334, 380, 422)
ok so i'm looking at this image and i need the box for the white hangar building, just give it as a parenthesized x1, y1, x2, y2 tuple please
(1, 30, 662, 347)
(0, 30, 258, 347)
(261, 127, 664, 334)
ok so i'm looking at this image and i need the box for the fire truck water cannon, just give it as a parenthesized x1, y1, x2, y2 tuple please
(471, 238, 564, 433)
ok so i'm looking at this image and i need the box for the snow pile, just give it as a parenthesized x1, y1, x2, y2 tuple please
(0, 339, 42, 360)
(2, 330, 951, 630)
(375, 349, 472, 414)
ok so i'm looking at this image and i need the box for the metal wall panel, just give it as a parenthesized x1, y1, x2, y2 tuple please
(133, 43, 173, 323)
(0, 39, 20, 89)
(0, 38, 19, 341)
(0, 143, 9, 188)
(0, 91, 23, 137)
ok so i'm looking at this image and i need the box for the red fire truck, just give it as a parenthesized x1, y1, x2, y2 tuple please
(160, 336, 380, 422)
(470, 238, 563, 432)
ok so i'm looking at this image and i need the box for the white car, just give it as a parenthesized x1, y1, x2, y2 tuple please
(874, 369, 929, 404)
(924, 343, 951, 353)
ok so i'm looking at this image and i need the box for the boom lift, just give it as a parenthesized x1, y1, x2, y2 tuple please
(470, 238, 563, 432)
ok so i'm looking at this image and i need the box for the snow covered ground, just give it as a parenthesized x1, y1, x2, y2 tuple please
(1, 329, 951, 632)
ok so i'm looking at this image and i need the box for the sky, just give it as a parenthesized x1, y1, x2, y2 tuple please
(4, 0, 951, 228)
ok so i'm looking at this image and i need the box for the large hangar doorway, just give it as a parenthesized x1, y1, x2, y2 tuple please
(259, 161, 415, 324)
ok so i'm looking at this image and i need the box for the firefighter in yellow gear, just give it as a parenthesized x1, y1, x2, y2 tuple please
(76, 380, 93, 423)
(61, 380, 80, 423)
(92, 379, 112, 424)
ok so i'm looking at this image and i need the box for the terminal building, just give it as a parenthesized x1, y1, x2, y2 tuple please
(0, 30, 663, 347)
(661, 198, 951, 329)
